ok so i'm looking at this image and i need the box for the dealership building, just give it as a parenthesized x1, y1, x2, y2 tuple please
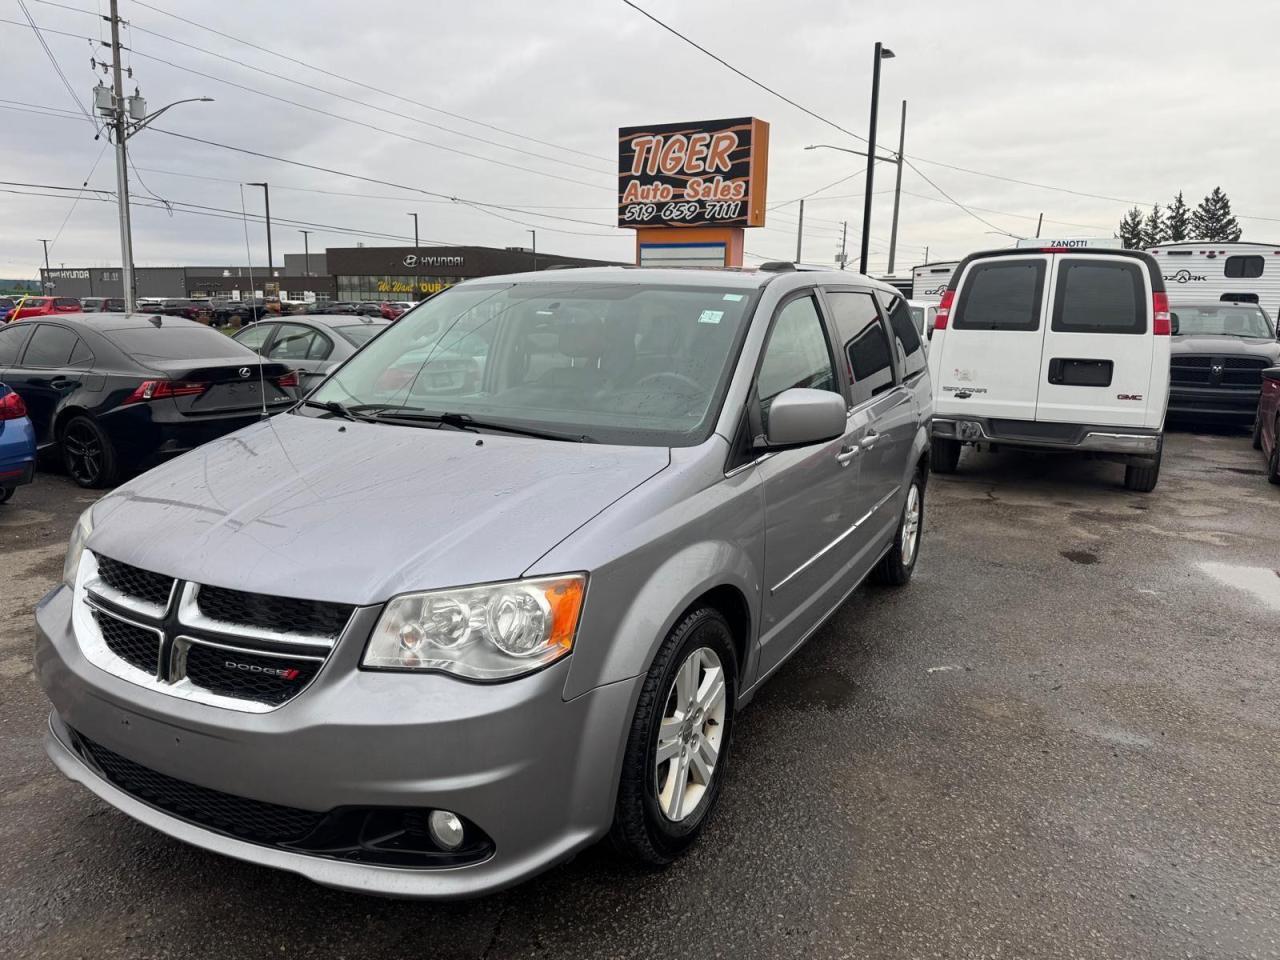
(39, 244, 619, 302)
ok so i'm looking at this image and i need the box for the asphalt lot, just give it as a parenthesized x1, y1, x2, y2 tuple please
(2, 428, 1278, 960)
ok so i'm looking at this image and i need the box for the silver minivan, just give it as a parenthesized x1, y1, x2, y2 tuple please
(37, 265, 932, 898)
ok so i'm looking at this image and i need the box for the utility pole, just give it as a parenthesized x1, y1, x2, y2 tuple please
(299, 230, 311, 275)
(860, 42, 895, 276)
(38, 239, 52, 293)
(839, 220, 848, 270)
(408, 212, 419, 249)
(924, 245, 929, 264)
(108, 0, 134, 311)
(887, 100, 907, 274)
(1035, 213, 1044, 238)
(795, 198, 805, 263)
(528, 229, 537, 271)
(248, 183, 273, 276)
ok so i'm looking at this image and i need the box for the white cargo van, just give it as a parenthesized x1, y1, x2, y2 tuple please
(1146, 241, 1280, 319)
(926, 247, 1170, 491)
(911, 261, 960, 306)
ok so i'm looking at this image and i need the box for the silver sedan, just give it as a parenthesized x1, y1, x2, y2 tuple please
(232, 314, 390, 392)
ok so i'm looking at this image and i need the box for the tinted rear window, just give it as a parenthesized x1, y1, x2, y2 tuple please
(1052, 259, 1145, 334)
(104, 326, 254, 361)
(953, 260, 1045, 331)
(335, 324, 385, 346)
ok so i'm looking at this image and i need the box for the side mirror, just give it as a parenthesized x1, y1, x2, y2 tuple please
(760, 388, 846, 449)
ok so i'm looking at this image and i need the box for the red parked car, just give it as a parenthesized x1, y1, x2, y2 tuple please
(1255, 366, 1280, 483)
(7, 297, 83, 321)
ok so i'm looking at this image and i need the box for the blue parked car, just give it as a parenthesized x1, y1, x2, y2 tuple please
(0, 381, 36, 504)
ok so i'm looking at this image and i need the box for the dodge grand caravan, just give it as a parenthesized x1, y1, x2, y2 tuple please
(36, 266, 933, 898)
(927, 247, 1170, 491)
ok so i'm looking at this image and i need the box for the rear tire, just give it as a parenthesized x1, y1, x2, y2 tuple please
(871, 474, 924, 586)
(0, 486, 13, 504)
(1252, 412, 1264, 450)
(60, 415, 119, 489)
(1124, 446, 1161, 493)
(610, 607, 737, 867)
(930, 438, 961, 474)
(1269, 419, 1280, 485)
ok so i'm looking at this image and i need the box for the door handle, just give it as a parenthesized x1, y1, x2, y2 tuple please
(50, 378, 77, 390)
(835, 444, 860, 466)
(860, 430, 880, 450)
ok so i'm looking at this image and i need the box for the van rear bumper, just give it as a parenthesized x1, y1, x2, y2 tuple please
(932, 416, 1161, 458)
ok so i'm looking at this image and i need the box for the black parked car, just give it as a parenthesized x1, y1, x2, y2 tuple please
(210, 299, 268, 326)
(0, 315, 298, 488)
(1169, 302, 1280, 425)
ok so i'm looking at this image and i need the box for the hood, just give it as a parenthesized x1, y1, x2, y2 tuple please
(89, 415, 670, 605)
(1171, 334, 1280, 360)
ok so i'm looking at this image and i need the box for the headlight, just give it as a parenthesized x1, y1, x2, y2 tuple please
(62, 507, 94, 589)
(362, 574, 586, 680)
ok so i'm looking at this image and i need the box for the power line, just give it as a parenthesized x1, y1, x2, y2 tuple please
(31, 1, 613, 178)
(48, 142, 111, 250)
(901, 159, 1008, 234)
(109, 0, 613, 164)
(14, 1, 102, 135)
(620, 0, 868, 146)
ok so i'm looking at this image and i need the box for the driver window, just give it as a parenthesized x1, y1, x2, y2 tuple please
(756, 294, 837, 430)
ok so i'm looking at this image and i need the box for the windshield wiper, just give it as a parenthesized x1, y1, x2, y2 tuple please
(365, 407, 595, 443)
(299, 399, 377, 422)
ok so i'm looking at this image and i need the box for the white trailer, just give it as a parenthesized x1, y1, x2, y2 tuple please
(911, 260, 959, 305)
(1146, 241, 1280, 318)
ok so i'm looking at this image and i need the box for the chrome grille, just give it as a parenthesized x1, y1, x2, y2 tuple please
(76, 552, 347, 712)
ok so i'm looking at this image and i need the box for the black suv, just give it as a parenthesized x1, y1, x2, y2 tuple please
(1169, 302, 1280, 424)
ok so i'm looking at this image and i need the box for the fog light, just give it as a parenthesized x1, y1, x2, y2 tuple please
(958, 420, 982, 441)
(428, 810, 465, 850)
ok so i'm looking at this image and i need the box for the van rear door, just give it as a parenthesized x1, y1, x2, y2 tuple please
(935, 254, 1048, 421)
(1035, 254, 1155, 427)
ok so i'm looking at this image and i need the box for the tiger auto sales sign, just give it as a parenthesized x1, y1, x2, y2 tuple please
(617, 117, 770, 229)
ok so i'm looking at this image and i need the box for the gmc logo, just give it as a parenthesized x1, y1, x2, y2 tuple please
(1116, 394, 1143, 401)
(224, 660, 300, 680)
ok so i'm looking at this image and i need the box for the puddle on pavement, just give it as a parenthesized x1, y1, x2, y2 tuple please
(1197, 561, 1280, 611)
(1060, 549, 1100, 565)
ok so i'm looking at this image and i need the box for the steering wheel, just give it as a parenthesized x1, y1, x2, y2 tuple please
(636, 371, 705, 393)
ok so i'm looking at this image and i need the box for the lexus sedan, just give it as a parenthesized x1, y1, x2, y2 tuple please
(232, 314, 390, 392)
(36, 266, 932, 897)
(0, 314, 297, 487)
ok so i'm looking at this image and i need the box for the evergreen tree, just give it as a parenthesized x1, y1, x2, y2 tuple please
(1140, 205, 1166, 248)
(1190, 187, 1243, 241)
(1165, 191, 1191, 242)
(1117, 207, 1145, 249)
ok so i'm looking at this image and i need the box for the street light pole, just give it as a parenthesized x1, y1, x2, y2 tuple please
(247, 183, 273, 277)
(887, 99, 907, 274)
(859, 42, 895, 276)
(408, 212, 419, 249)
(38, 239, 52, 293)
(839, 221, 848, 270)
(528, 229, 537, 271)
(795, 199, 805, 263)
(299, 230, 311, 276)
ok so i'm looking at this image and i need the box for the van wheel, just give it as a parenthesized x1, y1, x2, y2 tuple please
(610, 607, 737, 866)
(1124, 450, 1161, 493)
(871, 475, 924, 586)
(1252, 413, 1264, 450)
(931, 438, 961, 474)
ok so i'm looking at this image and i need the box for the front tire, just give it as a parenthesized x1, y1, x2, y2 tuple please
(931, 437, 961, 474)
(871, 474, 924, 586)
(1269, 419, 1280, 485)
(60, 415, 119, 489)
(610, 607, 737, 867)
(1252, 412, 1264, 450)
(0, 486, 13, 504)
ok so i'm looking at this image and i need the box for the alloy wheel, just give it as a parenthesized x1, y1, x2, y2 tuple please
(901, 482, 922, 566)
(63, 422, 103, 486)
(654, 647, 726, 822)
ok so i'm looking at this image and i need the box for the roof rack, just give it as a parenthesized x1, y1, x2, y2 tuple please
(756, 261, 831, 273)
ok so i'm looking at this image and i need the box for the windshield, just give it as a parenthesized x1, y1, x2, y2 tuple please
(334, 323, 386, 347)
(308, 280, 757, 446)
(1172, 305, 1274, 338)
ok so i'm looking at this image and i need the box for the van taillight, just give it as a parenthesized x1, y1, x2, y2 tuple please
(935, 289, 955, 329)
(124, 380, 208, 404)
(1152, 292, 1171, 336)
(0, 391, 27, 421)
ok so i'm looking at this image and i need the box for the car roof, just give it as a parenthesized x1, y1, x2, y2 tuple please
(453, 264, 895, 292)
(29, 312, 210, 330)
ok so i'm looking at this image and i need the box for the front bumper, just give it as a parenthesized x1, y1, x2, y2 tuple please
(932, 416, 1161, 458)
(1167, 386, 1260, 422)
(36, 586, 639, 898)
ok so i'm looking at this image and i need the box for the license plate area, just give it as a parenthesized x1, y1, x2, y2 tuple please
(1047, 358, 1113, 387)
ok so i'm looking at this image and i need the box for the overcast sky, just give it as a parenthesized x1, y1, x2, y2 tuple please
(2, 0, 1278, 279)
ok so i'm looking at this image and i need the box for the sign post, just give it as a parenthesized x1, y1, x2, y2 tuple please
(617, 117, 769, 268)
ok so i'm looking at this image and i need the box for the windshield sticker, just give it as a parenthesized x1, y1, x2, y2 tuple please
(722, 293, 744, 302)
(698, 310, 725, 324)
